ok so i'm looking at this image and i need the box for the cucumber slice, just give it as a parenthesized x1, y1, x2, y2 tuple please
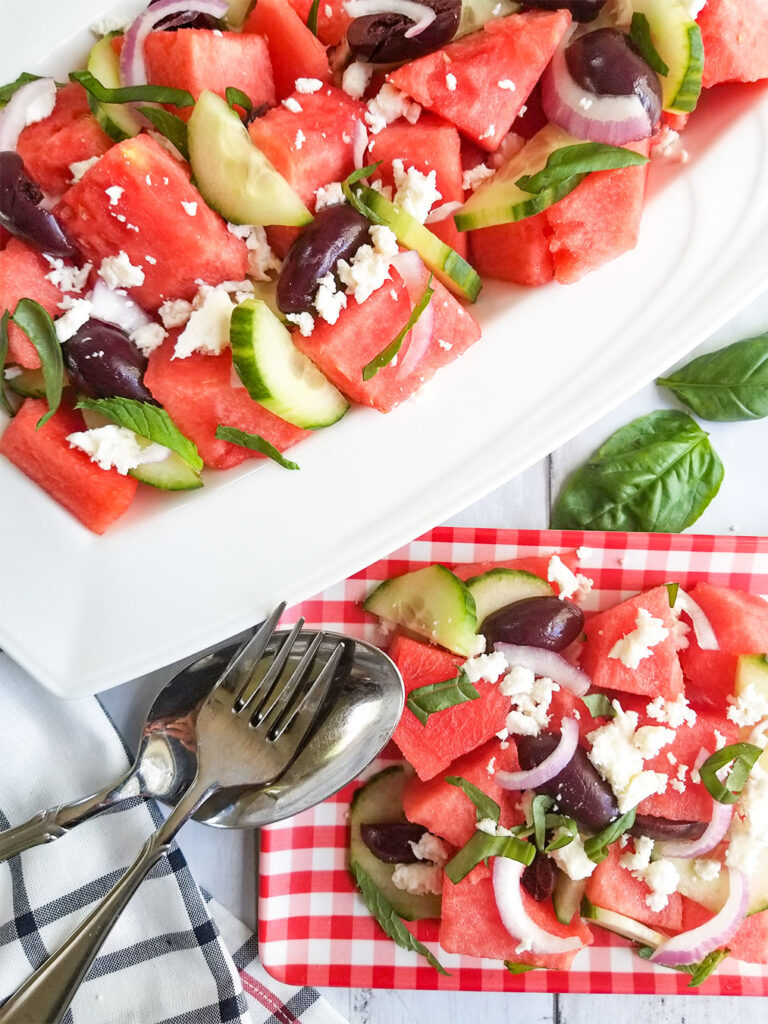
(225, 0, 254, 27)
(6, 367, 69, 398)
(456, 0, 517, 38)
(86, 34, 142, 142)
(466, 568, 553, 628)
(581, 899, 665, 947)
(350, 766, 442, 920)
(671, 850, 768, 916)
(364, 564, 479, 656)
(630, 0, 703, 113)
(357, 186, 482, 303)
(230, 298, 349, 429)
(188, 90, 312, 227)
(735, 654, 768, 699)
(552, 872, 587, 926)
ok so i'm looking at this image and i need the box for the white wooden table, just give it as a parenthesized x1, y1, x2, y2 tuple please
(102, 289, 768, 1023)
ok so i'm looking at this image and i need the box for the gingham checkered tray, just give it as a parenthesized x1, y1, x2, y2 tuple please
(259, 527, 768, 996)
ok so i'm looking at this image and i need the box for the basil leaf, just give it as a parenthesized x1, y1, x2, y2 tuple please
(406, 669, 480, 725)
(306, 0, 321, 35)
(551, 410, 724, 533)
(544, 817, 579, 852)
(215, 425, 299, 470)
(346, 161, 382, 188)
(699, 743, 762, 804)
(445, 776, 500, 824)
(666, 582, 680, 607)
(137, 106, 189, 160)
(531, 794, 554, 850)
(70, 70, 194, 108)
(505, 961, 542, 974)
(351, 861, 450, 975)
(629, 13, 670, 76)
(658, 336, 768, 421)
(636, 945, 729, 986)
(226, 86, 253, 113)
(363, 276, 435, 381)
(341, 164, 385, 222)
(0, 311, 13, 416)
(581, 693, 615, 719)
(11, 299, 63, 428)
(584, 807, 636, 863)
(516, 143, 648, 195)
(0, 72, 43, 105)
(78, 397, 203, 471)
(444, 829, 535, 884)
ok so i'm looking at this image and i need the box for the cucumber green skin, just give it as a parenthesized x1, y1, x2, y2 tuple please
(455, 174, 584, 231)
(581, 899, 665, 947)
(358, 187, 482, 303)
(86, 34, 142, 143)
(552, 873, 586, 926)
(466, 568, 553, 627)
(670, 24, 704, 114)
(350, 766, 442, 921)
(630, 0, 703, 113)
(130, 452, 203, 490)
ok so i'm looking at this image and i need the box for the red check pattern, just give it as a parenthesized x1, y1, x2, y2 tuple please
(260, 528, 768, 996)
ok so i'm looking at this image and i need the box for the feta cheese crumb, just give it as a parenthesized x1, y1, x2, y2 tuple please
(227, 222, 281, 280)
(130, 322, 167, 357)
(313, 272, 347, 325)
(620, 835, 654, 873)
(286, 311, 315, 337)
(693, 858, 721, 882)
(159, 298, 194, 330)
(98, 252, 145, 290)
(295, 129, 306, 150)
(476, 818, 516, 837)
(67, 425, 169, 474)
(463, 650, 508, 685)
(643, 859, 680, 912)
(409, 833, 449, 866)
(295, 77, 323, 94)
(608, 608, 669, 669)
(587, 700, 672, 813)
(714, 729, 727, 750)
(551, 831, 597, 880)
(44, 257, 92, 293)
(23, 79, 56, 127)
(478, 124, 496, 141)
(391, 159, 441, 223)
(282, 97, 303, 113)
(69, 156, 100, 183)
(90, 14, 131, 34)
(173, 285, 234, 359)
(500, 668, 559, 737)
(462, 163, 495, 192)
(445, 73, 457, 91)
(728, 684, 768, 727)
(54, 297, 93, 343)
(365, 84, 419, 135)
(487, 756, 496, 775)
(105, 186, 123, 206)
(390, 863, 442, 895)
(181, 200, 198, 216)
(342, 61, 374, 100)
(547, 554, 593, 602)
(336, 224, 398, 304)
(497, 79, 516, 91)
(314, 182, 345, 211)
(646, 695, 697, 728)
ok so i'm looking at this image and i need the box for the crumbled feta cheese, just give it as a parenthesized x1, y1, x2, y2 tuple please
(105, 185, 123, 206)
(181, 200, 198, 216)
(295, 77, 323, 94)
(728, 684, 768, 727)
(587, 700, 671, 813)
(159, 298, 193, 330)
(714, 729, 727, 750)
(409, 833, 449, 866)
(54, 297, 93, 343)
(445, 73, 457, 91)
(498, 664, 535, 697)
(551, 831, 597, 881)
(547, 554, 593, 602)
(227, 222, 281, 281)
(497, 79, 516, 91)
(90, 14, 131, 34)
(684, 0, 707, 18)
(286, 311, 315, 337)
(336, 224, 398, 304)
(295, 129, 306, 150)
(23, 79, 56, 127)
(67, 425, 169, 475)
(369, 178, 393, 200)
(633, 725, 676, 760)
(487, 756, 496, 775)
(324, 3, 332, 14)
(620, 835, 654, 873)
(693, 858, 721, 882)
(501, 670, 558, 738)
(463, 650, 508, 685)
(653, 125, 689, 164)
(478, 124, 496, 141)
(437, 338, 452, 351)
(476, 818, 516, 837)
(314, 181, 345, 211)
(130, 322, 167, 357)
(669, 615, 691, 651)
(282, 97, 303, 113)
(390, 863, 442, 895)
(98, 252, 145, 290)
(462, 163, 495, 192)
(643, 859, 680, 912)
(44, 257, 92, 294)
(69, 156, 100, 183)
(391, 159, 441, 223)
(365, 84, 419, 135)
(173, 285, 234, 359)
(342, 61, 374, 100)
(3, 366, 22, 380)
(646, 695, 697, 728)
(313, 272, 347, 325)
(608, 608, 669, 669)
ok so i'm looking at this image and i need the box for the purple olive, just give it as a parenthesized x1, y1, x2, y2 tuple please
(276, 205, 371, 314)
(148, 0, 221, 30)
(629, 814, 707, 842)
(348, 0, 460, 64)
(522, 851, 558, 902)
(482, 596, 584, 652)
(360, 822, 428, 863)
(63, 318, 157, 404)
(566, 28, 663, 125)
(0, 151, 78, 258)
(521, 0, 607, 22)
(517, 733, 620, 832)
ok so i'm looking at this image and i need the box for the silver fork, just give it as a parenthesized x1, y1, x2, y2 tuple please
(0, 612, 343, 1024)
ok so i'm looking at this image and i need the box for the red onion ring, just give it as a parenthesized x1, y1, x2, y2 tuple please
(493, 857, 582, 954)
(0, 78, 56, 152)
(495, 717, 579, 791)
(391, 251, 434, 378)
(343, 0, 436, 38)
(650, 867, 748, 967)
(425, 201, 462, 224)
(352, 119, 369, 171)
(120, 0, 229, 86)
(493, 643, 591, 697)
(90, 280, 152, 334)
(541, 44, 653, 146)
(658, 800, 733, 859)
(673, 589, 719, 651)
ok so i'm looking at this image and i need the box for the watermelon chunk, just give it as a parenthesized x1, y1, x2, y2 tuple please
(16, 83, 112, 196)
(143, 29, 276, 120)
(580, 585, 684, 701)
(294, 262, 481, 412)
(469, 214, 554, 287)
(144, 337, 309, 470)
(284, 0, 352, 46)
(387, 11, 571, 152)
(0, 239, 65, 369)
(0, 399, 138, 534)
(57, 134, 248, 311)
(243, 0, 330, 101)
(681, 899, 768, 965)
(698, 0, 768, 88)
(585, 844, 683, 932)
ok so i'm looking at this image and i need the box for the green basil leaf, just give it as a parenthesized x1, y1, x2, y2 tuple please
(629, 13, 670, 76)
(551, 410, 724, 533)
(226, 86, 253, 113)
(351, 861, 450, 975)
(515, 143, 648, 196)
(306, 0, 321, 35)
(504, 961, 542, 974)
(544, 817, 579, 852)
(11, 299, 63, 428)
(584, 807, 636, 863)
(699, 743, 762, 804)
(0, 311, 13, 416)
(137, 106, 189, 160)
(363, 275, 435, 381)
(636, 945, 729, 986)
(636, 945, 654, 960)
(445, 776, 500, 824)
(0, 72, 43, 105)
(658, 336, 768, 421)
(345, 161, 382, 188)
(444, 829, 535, 884)
(406, 668, 480, 725)
(531, 794, 554, 851)
(78, 397, 203, 471)
(581, 693, 616, 719)
(70, 69, 194, 108)
(666, 582, 680, 607)
(215, 425, 299, 470)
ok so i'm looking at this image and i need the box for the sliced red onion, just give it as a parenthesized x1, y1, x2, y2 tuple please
(391, 251, 434, 378)
(651, 867, 748, 967)
(493, 857, 582, 954)
(90, 280, 152, 334)
(425, 200, 462, 224)
(120, 0, 229, 86)
(0, 78, 57, 152)
(658, 800, 733, 859)
(494, 643, 591, 697)
(343, 0, 436, 38)
(673, 590, 719, 651)
(541, 44, 652, 146)
(496, 717, 579, 792)
(352, 119, 369, 171)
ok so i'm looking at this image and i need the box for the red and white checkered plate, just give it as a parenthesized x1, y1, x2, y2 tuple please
(259, 527, 768, 996)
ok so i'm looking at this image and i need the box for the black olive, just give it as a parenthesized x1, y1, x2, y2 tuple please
(63, 318, 157, 404)
(348, 0, 460, 64)
(482, 596, 584, 652)
(0, 151, 78, 258)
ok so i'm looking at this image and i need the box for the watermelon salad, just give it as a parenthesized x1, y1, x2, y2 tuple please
(1, 0, 767, 534)
(351, 551, 768, 982)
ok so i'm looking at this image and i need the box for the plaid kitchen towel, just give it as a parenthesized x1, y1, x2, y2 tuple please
(0, 651, 348, 1024)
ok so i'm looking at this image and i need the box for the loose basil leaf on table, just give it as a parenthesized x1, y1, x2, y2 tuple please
(11, 298, 64, 428)
(551, 410, 724, 532)
(406, 668, 479, 725)
(78, 396, 203, 471)
(658, 335, 768, 421)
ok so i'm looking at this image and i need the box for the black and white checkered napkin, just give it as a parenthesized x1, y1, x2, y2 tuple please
(0, 652, 348, 1024)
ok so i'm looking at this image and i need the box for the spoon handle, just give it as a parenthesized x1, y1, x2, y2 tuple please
(0, 779, 215, 1024)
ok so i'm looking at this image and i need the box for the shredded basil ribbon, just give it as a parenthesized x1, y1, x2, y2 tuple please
(306, 0, 321, 36)
(362, 275, 435, 381)
(226, 86, 253, 113)
(581, 693, 616, 719)
(11, 299, 63, 428)
(583, 807, 636, 863)
(444, 829, 535, 884)
(341, 162, 386, 223)
(0, 72, 47, 105)
(0, 311, 13, 416)
(666, 581, 680, 607)
(699, 743, 763, 804)
(637, 945, 729, 987)
(137, 106, 189, 160)
(70, 69, 195, 108)
(515, 142, 649, 196)
(406, 669, 480, 725)
(505, 961, 542, 975)
(445, 776, 500, 824)
(215, 425, 300, 470)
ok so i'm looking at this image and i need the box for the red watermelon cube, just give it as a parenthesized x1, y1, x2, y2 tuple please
(243, 0, 330, 101)
(284, 0, 352, 46)
(699, 0, 768, 88)
(0, 239, 65, 369)
(585, 843, 683, 932)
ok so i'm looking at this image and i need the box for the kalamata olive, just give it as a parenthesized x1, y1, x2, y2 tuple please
(0, 151, 78, 258)
(481, 596, 584, 652)
(347, 0, 460, 64)
(517, 733, 620, 832)
(148, 0, 220, 30)
(629, 814, 707, 843)
(522, 851, 558, 902)
(63, 318, 157, 404)
(360, 822, 428, 863)
(276, 205, 371, 314)
(566, 28, 663, 125)
(521, 0, 607, 22)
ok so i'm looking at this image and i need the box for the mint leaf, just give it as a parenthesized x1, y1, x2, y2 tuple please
(629, 13, 670, 76)
(658, 335, 768, 421)
(215, 425, 299, 470)
(226, 86, 253, 113)
(351, 861, 450, 975)
(77, 397, 203, 471)
(686, 948, 730, 987)
(516, 143, 648, 196)
(406, 668, 479, 725)
(0, 311, 13, 416)
(11, 299, 63, 428)
(363, 275, 434, 381)
(306, 0, 321, 35)
(584, 807, 636, 863)
(70, 70, 194, 108)
(581, 693, 615, 719)
(444, 829, 535, 884)
(137, 106, 189, 160)
(699, 743, 762, 804)
(445, 776, 500, 824)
